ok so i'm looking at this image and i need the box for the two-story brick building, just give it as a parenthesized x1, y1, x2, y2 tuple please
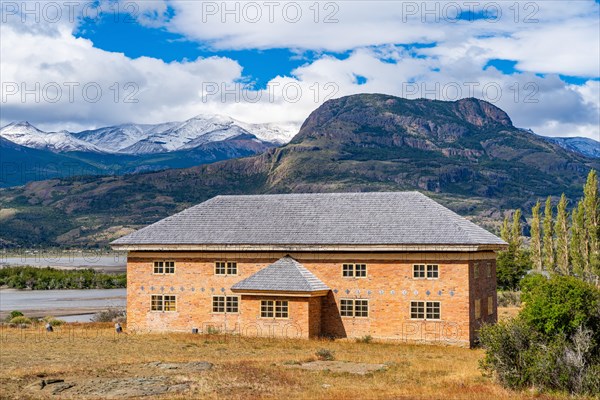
(111, 192, 507, 347)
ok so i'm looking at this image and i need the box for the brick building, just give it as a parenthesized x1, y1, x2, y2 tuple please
(111, 192, 507, 347)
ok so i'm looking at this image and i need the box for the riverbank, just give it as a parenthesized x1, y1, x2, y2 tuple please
(0, 288, 126, 320)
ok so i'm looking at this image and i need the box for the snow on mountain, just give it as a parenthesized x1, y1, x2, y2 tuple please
(74, 122, 182, 153)
(0, 116, 299, 155)
(0, 121, 103, 153)
(543, 136, 600, 159)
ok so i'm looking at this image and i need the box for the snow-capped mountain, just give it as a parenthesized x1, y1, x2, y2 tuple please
(1, 115, 299, 155)
(543, 136, 600, 159)
(0, 121, 104, 153)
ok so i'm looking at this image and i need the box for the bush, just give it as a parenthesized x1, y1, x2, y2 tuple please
(9, 316, 32, 326)
(356, 335, 373, 344)
(43, 316, 66, 326)
(480, 274, 600, 396)
(520, 274, 600, 341)
(91, 308, 126, 323)
(5, 310, 24, 322)
(496, 291, 521, 307)
(315, 348, 335, 361)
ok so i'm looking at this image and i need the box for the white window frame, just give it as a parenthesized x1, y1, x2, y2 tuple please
(413, 264, 439, 279)
(410, 301, 441, 320)
(340, 299, 369, 318)
(153, 260, 175, 275)
(150, 294, 177, 312)
(215, 261, 238, 276)
(342, 263, 367, 278)
(260, 300, 288, 319)
(212, 295, 239, 314)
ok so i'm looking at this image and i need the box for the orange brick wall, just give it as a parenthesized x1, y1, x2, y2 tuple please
(125, 251, 497, 346)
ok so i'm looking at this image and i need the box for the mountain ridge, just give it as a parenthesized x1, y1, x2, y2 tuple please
(0, 115, 298, 155)
(0, 94, 597, 248)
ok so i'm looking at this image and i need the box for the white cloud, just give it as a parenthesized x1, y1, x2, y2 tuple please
(0, 0, 598, 141)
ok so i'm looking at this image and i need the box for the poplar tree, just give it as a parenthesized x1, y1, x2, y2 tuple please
(542, 196, 554, 271)
(570, 201, 586, 277)
(583, 170, 599, 275)
(555, 194, 569, 275)
(530, 201, 542, 271)
(511, 209, 523, 250)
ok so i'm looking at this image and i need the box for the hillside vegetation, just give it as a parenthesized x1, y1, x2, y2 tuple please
(1, 95, 597, 248)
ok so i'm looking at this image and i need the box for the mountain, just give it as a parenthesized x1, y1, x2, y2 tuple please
(1, 94, 597, 248)
(0, 115, 297, 155)
(0, 122, 104, 152)
(0, 116, 296, 186)
(541, 136, 600, 159)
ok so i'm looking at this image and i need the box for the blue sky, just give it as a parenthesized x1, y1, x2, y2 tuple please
(1, 1, 599, 140)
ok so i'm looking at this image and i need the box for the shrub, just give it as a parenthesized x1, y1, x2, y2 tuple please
(496, 291, 521, 307)
(9, 316, 32, 326)
(356, 335, 373, 344)
(520, 274, 600, 341)
(43, 316, 65, 326)
(315, 348, 335, 361)
(5, 310, 24, 322)
(480, 274, 600, 396)
(91, 308, 126, 323)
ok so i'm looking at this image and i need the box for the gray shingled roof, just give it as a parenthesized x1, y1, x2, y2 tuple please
(111, 191, 506, 247)
(231, 256, 330, 292)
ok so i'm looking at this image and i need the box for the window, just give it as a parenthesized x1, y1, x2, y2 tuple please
(474, 263, 480, 279)
(260, 300, 288, 318)
(340, 299, 369, 317)
(340, 299, 354, 317)
(413, 264, 425, 278)
(475, 299, 481, 319)
(487, 296, 494, 316)
(215, 261, 237, 275)
(164, 261, 175, 274)
(426, 301, 440, 319)
(410, 301, 425, 319)
(226, 296, 239, 313)
(414, 264, 438, 279)
(275, 300, 288, 318)
(342, 263, 367, 278)
(486, 262, 492, 278)
(154, 261, 175, 274)
(411, 301, 441, 320)
(213, 296, 239, 313)
(426, 264, 439, 279)
(151, 295, 176, 312)
(355, 300, 369, 317)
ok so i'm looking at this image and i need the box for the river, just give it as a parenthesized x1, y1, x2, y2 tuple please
(0, 288, 126, 321)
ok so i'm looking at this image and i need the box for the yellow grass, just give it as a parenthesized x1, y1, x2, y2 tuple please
(0, 318, 574, 400)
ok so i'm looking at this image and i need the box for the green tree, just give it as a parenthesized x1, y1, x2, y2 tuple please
(554, 194, 569, 275)
(570, 201, 586, 277)
(530, 201, 542, 271)
(542, 196, 554, 271)
(583, 170, 599, 277)
(497, 210, 531, 290)
(511, 209, 523, 250)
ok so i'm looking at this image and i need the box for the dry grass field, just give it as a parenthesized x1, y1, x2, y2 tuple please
(0, 310, 579, 400)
